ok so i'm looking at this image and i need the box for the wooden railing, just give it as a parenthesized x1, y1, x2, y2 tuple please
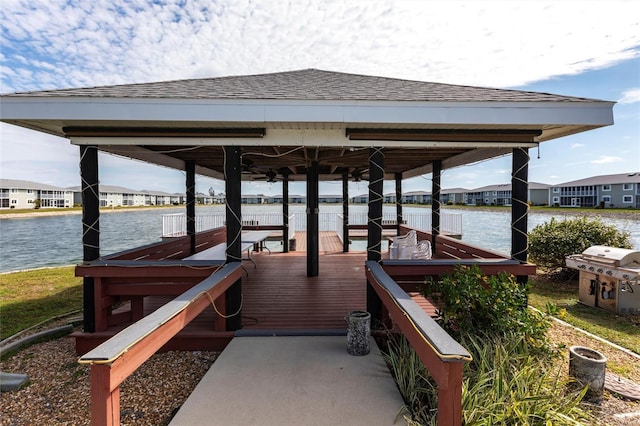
(108, 227, 227, 261)
(76, 227, 229, 334)
(79, 262, 243, 426)
(399, 225, 512, 260)
(365, 261, 471, 426)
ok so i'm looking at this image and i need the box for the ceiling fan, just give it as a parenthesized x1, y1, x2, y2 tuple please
(252, 169, 280, 183)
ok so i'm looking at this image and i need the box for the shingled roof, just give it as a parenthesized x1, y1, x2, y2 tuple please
(4, 68, 600, 103)
(1, 68, 615, 182)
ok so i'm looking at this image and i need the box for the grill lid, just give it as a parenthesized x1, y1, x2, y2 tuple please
(581, 246, 640, 268)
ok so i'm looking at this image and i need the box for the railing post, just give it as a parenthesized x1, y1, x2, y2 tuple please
(186, 160, 196, 254)
(431, 160, 442, 255)
(395, 172, 403, 235)
(91, 365, 119, 426)
(437, 362, 464, 426)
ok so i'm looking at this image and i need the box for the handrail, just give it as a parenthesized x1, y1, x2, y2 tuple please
(79, 262, 243, 425)
(365, 261, 471, 426)
(366, 261, 471, 362)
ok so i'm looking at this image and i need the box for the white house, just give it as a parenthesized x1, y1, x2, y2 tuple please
(549, 172, 640, 208)
(0, 179, 74, 209)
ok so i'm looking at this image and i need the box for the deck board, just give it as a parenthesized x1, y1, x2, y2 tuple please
(241, 251, 367, 330)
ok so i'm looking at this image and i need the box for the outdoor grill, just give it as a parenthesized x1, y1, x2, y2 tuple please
(566, 245, 640, 315)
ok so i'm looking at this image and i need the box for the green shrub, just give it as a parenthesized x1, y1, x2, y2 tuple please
(528, 216, 632, 273)
(422, 265, 550, 350)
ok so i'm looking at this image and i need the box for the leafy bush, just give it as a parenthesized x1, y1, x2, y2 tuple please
(422, 265, 550, 349)
(528, 216, 632, 273)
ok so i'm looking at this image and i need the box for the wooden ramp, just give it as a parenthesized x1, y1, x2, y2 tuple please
(168, 336, 406, 426)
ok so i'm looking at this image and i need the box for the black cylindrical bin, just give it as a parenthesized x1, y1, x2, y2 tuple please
(346, 311, 370, 356)
(569, 346, 607, 403)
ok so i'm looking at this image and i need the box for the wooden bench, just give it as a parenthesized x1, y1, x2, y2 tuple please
(185, 242, 256, 270)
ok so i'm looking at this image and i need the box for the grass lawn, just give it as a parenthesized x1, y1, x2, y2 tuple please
(0, 266, 83, 340)
(528, 275, 640, 355)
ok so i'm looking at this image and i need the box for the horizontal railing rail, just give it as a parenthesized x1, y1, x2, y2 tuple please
(79, 262, 243, 426)
(162, 212, 463, 238)
(365, 261, 471, 426)
(381, 258, 536, 282)
(398, 225, 509, 260)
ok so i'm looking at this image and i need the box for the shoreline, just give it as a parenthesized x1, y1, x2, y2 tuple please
(1, 204, 637, 220)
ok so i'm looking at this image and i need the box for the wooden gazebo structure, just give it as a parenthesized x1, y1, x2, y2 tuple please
(1, 69, 614, 425)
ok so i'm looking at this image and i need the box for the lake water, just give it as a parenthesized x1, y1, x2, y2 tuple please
(0, 205, 638, 273)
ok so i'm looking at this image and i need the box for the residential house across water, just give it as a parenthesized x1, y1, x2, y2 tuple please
(549, 172, 640, 208)
(3, 173, 638, 209)
(0, 178, 74, 209)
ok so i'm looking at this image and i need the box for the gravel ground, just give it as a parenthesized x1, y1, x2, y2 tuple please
(1, 336, 218, 426)
(547, 322, 640, 426)
(1, 322, 638, 425)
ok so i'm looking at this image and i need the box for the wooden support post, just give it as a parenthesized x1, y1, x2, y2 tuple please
(395, 172, 403, 235)
(186, 160, 196, 254)
(367, 147, 384, 323)
(511, 147, 529, 286)
(431, 160, 442, 255)
(283, 174, 289, 253)
(342, 171, 349, 253)
(91, 365, 119, 426)
(224, 146, 242, 330)
(80, 145, 99, 333)
(307, 160, 319, 277)
(436, 362, 464, 426)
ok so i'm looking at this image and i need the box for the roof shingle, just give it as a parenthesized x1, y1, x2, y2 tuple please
(3, 69, 601, 103)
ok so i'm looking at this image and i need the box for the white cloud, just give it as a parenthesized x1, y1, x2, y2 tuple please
(1, 0, 639, 192)
(619, 88, 640, 104)
(1, 0, 639, 92)
(591, 156, 624, 164)
(571, 143, 585, 149)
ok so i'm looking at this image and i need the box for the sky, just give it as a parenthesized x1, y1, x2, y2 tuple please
(1, 0, 638, 197)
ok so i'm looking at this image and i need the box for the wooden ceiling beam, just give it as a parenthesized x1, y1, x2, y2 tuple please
(346, 128, 542, 143)
(64, 127, 266, 138)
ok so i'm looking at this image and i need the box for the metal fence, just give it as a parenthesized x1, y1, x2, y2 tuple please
(163, 212, 462, 238)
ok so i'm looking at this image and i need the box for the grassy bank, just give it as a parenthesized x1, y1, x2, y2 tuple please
(0, 204, 180, 217)
(0, 266, 82, 340)
(528, 276, 640, 355)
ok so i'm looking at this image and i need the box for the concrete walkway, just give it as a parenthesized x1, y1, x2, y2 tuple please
(169, 336, 406, 426)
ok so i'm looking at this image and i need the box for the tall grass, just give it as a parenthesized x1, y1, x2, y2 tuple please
(382, 332, 592, 425)
(460, 333, 590, 425)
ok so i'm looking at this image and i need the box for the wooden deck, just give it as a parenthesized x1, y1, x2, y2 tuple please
(242, 251, 367, 330)
(73, 231, 439, 353)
